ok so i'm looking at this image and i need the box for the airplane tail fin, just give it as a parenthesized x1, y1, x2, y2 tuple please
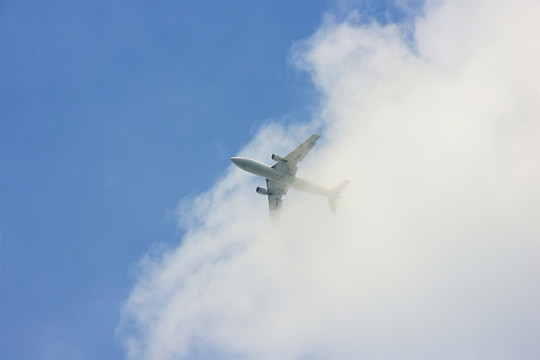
(328, 180, 350, 213)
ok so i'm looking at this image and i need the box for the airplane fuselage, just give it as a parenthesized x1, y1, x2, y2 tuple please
(231, 157, 329, 196)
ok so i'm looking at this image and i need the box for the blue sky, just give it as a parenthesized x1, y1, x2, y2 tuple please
(0, 1, 417, 359)
(3, 1, 540, 360)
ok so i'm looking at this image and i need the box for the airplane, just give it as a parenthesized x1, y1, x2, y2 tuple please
(231, 134, 349, 216)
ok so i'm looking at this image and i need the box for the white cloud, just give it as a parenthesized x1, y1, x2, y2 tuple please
(118, 1, 540, 359)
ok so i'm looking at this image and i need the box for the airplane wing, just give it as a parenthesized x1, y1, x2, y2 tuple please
(285, 134, 320, 163)
(266, 179, 289, 215)
(272, 134, 320, 176)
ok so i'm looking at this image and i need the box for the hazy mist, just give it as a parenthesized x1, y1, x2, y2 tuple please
(119, 1, 540, 359)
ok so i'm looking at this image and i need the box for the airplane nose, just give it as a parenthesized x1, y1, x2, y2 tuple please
(231, 157, 250, 170)
(230, 157, 242, 168)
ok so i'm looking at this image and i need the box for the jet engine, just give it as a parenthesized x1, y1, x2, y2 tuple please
(256, 187, 269, 195)
(271, 153, 287, 162)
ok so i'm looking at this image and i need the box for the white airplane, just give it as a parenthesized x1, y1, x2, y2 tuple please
(231, 134, 349, 216)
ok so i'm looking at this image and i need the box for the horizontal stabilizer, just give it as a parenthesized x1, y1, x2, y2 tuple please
(328, 180, 350, 213)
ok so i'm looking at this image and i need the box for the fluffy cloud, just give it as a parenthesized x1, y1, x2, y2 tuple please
(118, 1, 540, 359)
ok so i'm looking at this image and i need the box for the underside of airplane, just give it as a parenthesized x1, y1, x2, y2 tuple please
(231, 134, 349, 216)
